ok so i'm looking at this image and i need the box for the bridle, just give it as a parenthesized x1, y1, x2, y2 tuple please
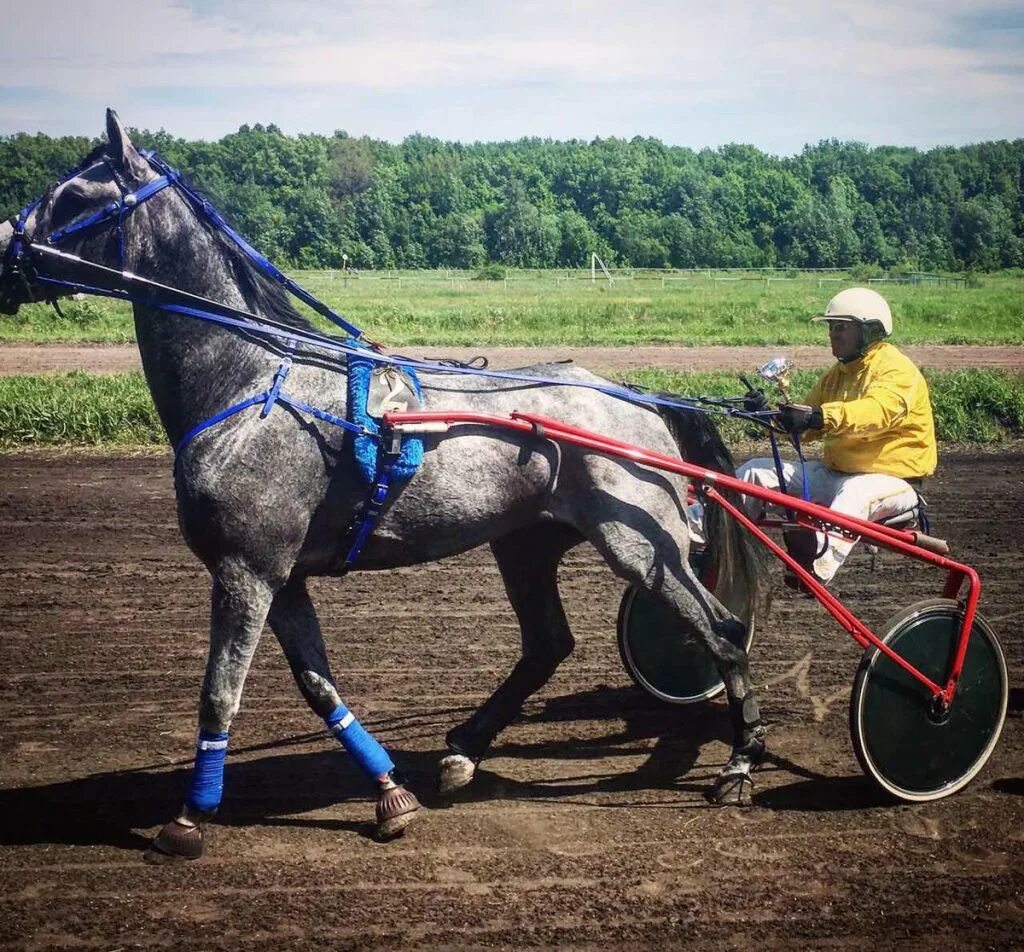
(0, 148, 793, 431)
(2, 149, 370, 341)
(0, 146, 810, 568)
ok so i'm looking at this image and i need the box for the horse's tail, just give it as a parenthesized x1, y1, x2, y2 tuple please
(657, 404, 767, 631)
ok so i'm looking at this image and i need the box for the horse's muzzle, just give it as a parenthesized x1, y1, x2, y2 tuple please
(0, 218, 23, 313)
(0, 218, 12, 264)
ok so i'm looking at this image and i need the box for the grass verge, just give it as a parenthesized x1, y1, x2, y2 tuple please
(2, 271, 1022, 346)
(2, 369, 1024, 448)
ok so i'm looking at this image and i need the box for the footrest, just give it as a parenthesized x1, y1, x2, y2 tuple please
(911, 531, 950, 555)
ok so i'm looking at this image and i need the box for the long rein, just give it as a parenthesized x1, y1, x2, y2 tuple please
(6, 150, 820, 569)
(8, 151, 788, 444)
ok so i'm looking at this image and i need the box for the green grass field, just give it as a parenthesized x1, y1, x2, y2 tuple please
(2, 269, 1021, 346)
(3, 368, 1022, 447)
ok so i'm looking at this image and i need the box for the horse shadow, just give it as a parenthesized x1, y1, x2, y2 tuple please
(0, 737, 389, 851)
(436, 685, 736, 808)
(0, 687, 721, 852)
(0, 683, 883, 853)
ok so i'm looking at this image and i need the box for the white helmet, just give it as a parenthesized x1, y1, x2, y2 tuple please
(812, 287, 893, 337)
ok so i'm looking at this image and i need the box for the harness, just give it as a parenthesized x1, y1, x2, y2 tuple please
(3, 149, 793, 569)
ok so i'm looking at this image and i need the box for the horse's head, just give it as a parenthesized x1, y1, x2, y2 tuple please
(0, 109, 158, 314)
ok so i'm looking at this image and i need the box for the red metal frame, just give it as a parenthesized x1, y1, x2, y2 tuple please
(385, 408, 981, 708)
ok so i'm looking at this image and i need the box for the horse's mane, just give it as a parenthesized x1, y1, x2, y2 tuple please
(177, 173, 322, 336)
(37, 145, 324, 338)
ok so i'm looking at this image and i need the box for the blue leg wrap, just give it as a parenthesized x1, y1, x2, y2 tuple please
(186, 729, 229, 814)
(325, 704, 395, 780)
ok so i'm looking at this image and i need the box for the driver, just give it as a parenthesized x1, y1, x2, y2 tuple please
(735, 287, 937, 585)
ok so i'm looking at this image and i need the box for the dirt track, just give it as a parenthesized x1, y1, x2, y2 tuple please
(4, 342, 1024, 375)
(1, 451, 1023, 950)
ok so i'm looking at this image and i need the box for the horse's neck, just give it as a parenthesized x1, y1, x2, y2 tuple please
(130, 216, 269, 446)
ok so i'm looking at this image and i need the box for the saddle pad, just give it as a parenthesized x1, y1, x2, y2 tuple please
(347, 354, 424, 485)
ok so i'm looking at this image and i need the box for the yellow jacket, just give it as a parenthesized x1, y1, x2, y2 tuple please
(803, 342, 937, 479)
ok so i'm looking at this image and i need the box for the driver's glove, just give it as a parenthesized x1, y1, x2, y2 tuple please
(778, 404, 823, 434)
(742, 388, 769, 412)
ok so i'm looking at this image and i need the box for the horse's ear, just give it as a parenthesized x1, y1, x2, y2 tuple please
(105, 108, 147, 178)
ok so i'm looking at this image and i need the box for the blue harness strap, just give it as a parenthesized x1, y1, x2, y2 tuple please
(46, 174, 176, 248)
(347, 353, 423, 485)
(142, 151, 368, 342)
(793, 433, 811, 502)
(175, 392, 269, 456)
(174, 359, 367, 459)
(340, 438, 402, 573)
(767, 427, 812, 515)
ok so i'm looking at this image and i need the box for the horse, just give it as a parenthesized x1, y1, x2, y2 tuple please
(0, 111, 765, 860)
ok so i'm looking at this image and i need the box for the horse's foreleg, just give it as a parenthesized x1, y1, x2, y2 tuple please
(146, 560, 274, 862)
(440, 522, 581, 795)
(267, 577, 419, 839)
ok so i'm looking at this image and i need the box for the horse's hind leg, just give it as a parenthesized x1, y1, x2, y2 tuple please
(580, 486, 765, 805)
(439, 521, 581, 794)
(267, 577, 419, 839)
(147, 560, 275, 862)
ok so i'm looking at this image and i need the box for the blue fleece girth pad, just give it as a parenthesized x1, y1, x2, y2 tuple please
(325, 704, 395, 779)
(347, 354, 423, 485)
(186, 730, 229, 814)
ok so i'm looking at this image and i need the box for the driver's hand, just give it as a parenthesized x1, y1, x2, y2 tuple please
(743, 388, 769, 412)
(778, 404, 823, 434)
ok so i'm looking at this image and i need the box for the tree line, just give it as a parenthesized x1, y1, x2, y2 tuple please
(2, 126, 1021, 272)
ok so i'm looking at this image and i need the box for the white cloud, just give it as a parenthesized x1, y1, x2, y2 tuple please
(0, 0, 1020, 148)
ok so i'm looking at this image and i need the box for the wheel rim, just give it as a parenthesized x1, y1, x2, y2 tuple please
(854, 602, 1007, 800)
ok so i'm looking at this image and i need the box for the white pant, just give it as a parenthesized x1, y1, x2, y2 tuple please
(734, 458, 920, 582)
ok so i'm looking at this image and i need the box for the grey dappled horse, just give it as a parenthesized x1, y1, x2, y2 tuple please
(0, 112, 765, 860)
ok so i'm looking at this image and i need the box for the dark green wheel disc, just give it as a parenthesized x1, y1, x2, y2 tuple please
(850, 598, 1007, 802)
(616, 565, 754, 705)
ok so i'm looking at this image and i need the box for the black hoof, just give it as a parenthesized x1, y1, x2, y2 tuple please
(705, 770, 755, 806)
(144, 818, 205, 863)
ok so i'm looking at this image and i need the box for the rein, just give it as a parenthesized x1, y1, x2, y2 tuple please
(5, 148, 801, 567)
(6, 149, 783, 430)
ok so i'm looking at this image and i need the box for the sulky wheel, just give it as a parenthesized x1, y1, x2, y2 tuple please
(849, 598, 1008, 803)
(617, 554, 755, 705)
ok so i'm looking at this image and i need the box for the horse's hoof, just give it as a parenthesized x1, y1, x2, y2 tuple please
(705, 771, 755, 807)
(375, 783, 420, 840)
(144, 818, 205, 863)
(437, 753, 476, 795)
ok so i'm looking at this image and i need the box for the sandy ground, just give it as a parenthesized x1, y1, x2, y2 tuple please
(3, 342, 1024, 375)
(0, 451, 1022, 950)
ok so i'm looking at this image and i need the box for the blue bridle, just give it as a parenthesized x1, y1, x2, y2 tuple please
(7, 148, 792, 430)
(4, 147, 812, 565)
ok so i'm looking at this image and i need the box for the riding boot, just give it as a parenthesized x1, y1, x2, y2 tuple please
(782, 527, 826, 592)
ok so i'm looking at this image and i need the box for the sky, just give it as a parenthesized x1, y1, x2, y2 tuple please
(1, 0, 1022, 155)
